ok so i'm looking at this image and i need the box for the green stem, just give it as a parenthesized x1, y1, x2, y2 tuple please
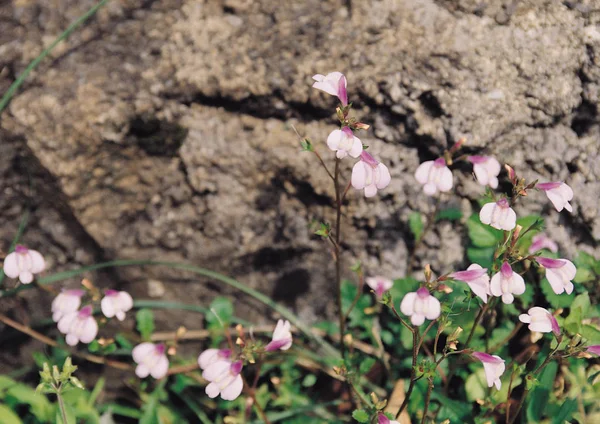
(0, 210, 29, 285)
(421, 378, 434, 424)
(0, 0, 110, 114)
(56, 390, 69, 424)
(334, 157, 345, 359)
(396, 326, 419, 418)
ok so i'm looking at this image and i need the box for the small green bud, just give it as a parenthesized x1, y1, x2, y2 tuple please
(69, 377, 85, 390)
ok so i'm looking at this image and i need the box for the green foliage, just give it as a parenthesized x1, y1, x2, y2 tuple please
(436, 206, 463, 222)
(352, 409, 369, 423)
(136, 309, 155, 341)
(408, 212, 424, 241)
(527, 361, 558, 422)
(466, 213, 503, 248)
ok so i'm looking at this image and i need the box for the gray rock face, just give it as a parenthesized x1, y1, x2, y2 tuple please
(1, 0, 599, 337)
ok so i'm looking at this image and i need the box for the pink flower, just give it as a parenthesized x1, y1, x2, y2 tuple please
(101, 290, 133, 321)
(57, 305, 98, 346)
(536, 257, 576, 295)
(414, 158, 453, 196)
(587, 345, 600, 356)
(519, 307, 560, 336)
(400, 287, 441, 326)
(537, 182, 573, 212)
(198, 348, 232, 370)
(472, 352, 505, 389)
(365, 276, 394, 298)
(312, 72, 348, 106)
(490, 262, 525, 304)
(3, 245, 46, 284)
(51, 289, 85, 322)
(265, 319, 293, 351)
(378, 413, 400, 424)
(479, 198, 516, 231)
(202, 360, 244, 401)
(351, 151, 391, 198)
(132, 342, 169, 379)
(468, 156, 501, 189)
(327, 127, 363, 159)
(450, 264, 491, 303)
(529, 234, 558, 254)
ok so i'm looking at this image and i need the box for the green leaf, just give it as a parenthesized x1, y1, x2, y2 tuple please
(0, 404, 23, 424)
(352, 409, 369, 423)
(570, 292, 591, 316)
(466, 214, 503, 248)
(552, 397, 577, 424)
(430, 391, 471, 421)
(540, 279, 574, 309)
(436, 207, 463, 222)
(409, 212, 424, 241)
(5, 383, 53, 421)
(302, 374, 317, 388)
(359, 357, 376, 375)
(467, 247, 495, 269)
(527, 361, 558, 422)
(207, 296, 234, 327)
(465, 368, 487, 402)
(135, 309, 155, 341)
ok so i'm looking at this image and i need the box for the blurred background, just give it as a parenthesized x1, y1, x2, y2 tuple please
(1, 0, 599, 381)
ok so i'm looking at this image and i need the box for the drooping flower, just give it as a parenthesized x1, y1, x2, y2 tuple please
(529, 234, 558, 254)
(2, 245, 46, 284)
(519, 307, 560, 336)
(587, 345, 600, 356)
(202, 360, 244, 401)
(198, 348, 232, 370)
(472, 352, 505, 390)
(536, 257, 576, 295)
(57, 305, 98, 346)
(101, 290, 133, 321)
(377, 413, 400, 424)
(132, 342, 169, 379)
(490, 262, 525, 304)
(414, 158, 453, 196)
(468, 156, 501, 189)
(537, 182, 573, 212)
(327, 127, 363, 159)
(479, 198, 517, 231)
(366, 276, 394, 298)
(312, 72, 348, 106)
(51, 289, 85, 322)
(400, 287, 441, 326)
(351, 151, 391, 198)
(450, 264, 491, 303)
(265, 319, 293, 351)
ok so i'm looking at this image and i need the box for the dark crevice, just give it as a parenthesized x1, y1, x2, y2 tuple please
(127, 115, 188, 157)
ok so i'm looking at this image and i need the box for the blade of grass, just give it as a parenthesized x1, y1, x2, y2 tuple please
(0, 210, 30, 285)
(0, 0, 110, 114)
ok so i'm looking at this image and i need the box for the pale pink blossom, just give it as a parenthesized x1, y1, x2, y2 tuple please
(468, 156, 501, 189)
(400, 287, 441, 326)
(537, 257, 576, 295)
(450, 264, 491, 303)
(327, 127, 362, 159)
(202, 360, 244, 401)
(519, 307, 560, 336)
(537, 182, 573, 212)
(472, 352, 505, 390)
(51, 289, 85, 322)
(101, 290, 133, 321)
(414, 158, 453, 196)
(529, 234, 558, 254)
(312, 72, 348, 106)
(198, 348, 232, 370)
(587, 345, 600, 356)
(57, 305, 98, 346)
(265, 319, 293, 351)
(490, 262, 525, 304)
(366, 276, 394, 298)
(3, 245, 45, 284)
(378, 413, 400, 424)
(351, 151, 391, 198)
(479, 198, 516, 231)
(132, 342, 169, 379)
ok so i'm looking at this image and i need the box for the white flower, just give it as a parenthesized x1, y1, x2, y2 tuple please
(528, 234, 558, 254)
(3, 245, 46, 284)
(202, 360, 244, 401)
(365, 276, 394, 298)
(537, 257, 576, 295)
(537, 182, 573, 212)
(490, 262, 525, 304)
(400, 287, 441, 326)
(198, 348, 232, 370)
(51, 289, 85, 322)
(57, 305, 98, 346)
(468, 156, 501, 188)
(312, 72, 348, 105)
(450, 264, 491, 303)
(101, 290, 133, 321)
(414, 158, 453, 196)
(519, 307, 560, 336)
(472, 352, 505, 390)
(479, 198, 517, 231)
(327, 127, 362, 159)
(265, 319, 293, 351)
(132, 342, 169, 379)
(351, 151, 391, 198)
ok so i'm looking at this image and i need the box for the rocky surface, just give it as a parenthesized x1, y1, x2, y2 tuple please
(1, 0, 599, 350)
